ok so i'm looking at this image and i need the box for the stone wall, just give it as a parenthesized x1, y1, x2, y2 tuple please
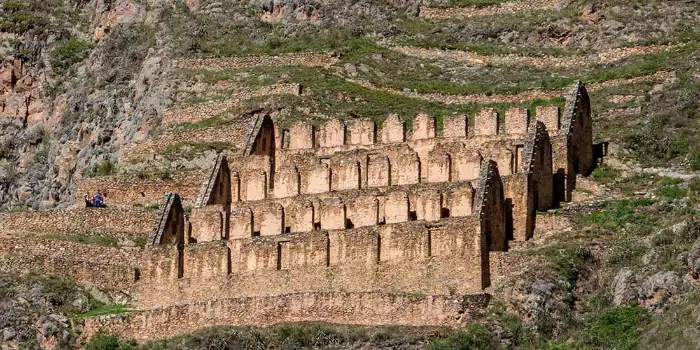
(120, 117, 256, 163)
(76, 171, 205, 207)
(83, 292, 490, 341)
(161, 84, 301, 126)
(275, 143, 492, 197)
(181, 52, 339, 71)
(227, 181, 476, 236)
(136, 217, 485, 309)
(0, 207, 155, 241)
(0, 236, 140, 292)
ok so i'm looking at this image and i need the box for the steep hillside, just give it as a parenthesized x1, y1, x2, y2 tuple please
(1, 0, 699, 210)
(1, 0, 699, 348)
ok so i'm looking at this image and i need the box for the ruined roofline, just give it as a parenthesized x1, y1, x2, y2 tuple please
(229, 179, 476, 207)
(562, 81, 588, 138)
(149, 192, 182, 246)
(280, 105, 562, 151)
(522, 121, 551, 175)
(233, 150, 482, 201)
(223, 181, 477, 239)
(227, 212, 482, 242)
(242, 113, 268, 156)
(195, 154, 228, 208)
(474, 158, 500, 218)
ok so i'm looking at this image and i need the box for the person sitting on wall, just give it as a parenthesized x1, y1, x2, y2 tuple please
(84, 193, 93, 207)
(92, 191, 106, 208)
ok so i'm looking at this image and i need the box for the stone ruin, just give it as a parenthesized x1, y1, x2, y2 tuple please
(75, 82, 594, 340)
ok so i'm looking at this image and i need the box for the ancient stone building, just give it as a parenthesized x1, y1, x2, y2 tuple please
(73, 82, 594, 340)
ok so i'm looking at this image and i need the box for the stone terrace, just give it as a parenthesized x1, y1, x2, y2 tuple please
(76, 170, 205, 207)
(0, 207, 155, 242)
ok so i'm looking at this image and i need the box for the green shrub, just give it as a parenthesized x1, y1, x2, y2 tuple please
(607, 233, 644, 265)
(590, 165, 621, 184)
(426, 325, 497, 350)
(159, 169, 171, 180)
(133, 235, 148, 248)
(94, 161, 116, 177)
(652, 229, 674, 246)
(45, 234, 118, 247)
(582, 306, 648, 350)
(655, 177, 686, 200)
(134, 169, 148, 180)
(691, 150, 700, 171)
(51, 38, 93, 73)
(85, 330, 136, 350)
(690, 178, 700, 194)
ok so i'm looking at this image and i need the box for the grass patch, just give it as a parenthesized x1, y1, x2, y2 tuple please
(43, 234, 119, 247)
(51, 38, 93, 73)
(575, 199, 656, 233)
(590, 165, 622, 184)
(655, 178, 686, 200)
(581, 306, 649, 350)
(426, 324, 497, 350)
(171, 116, 230, 131)
(85, 330, 137, 350)
(85, 160, 116, 177)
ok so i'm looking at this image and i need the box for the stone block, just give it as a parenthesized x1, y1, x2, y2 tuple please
(320, 198, 346, 230)
(536, 106, 560, 133)
(474, 108, 498, 136)
(348, 118, 375, 145)
(244, 170, 267, 201)
(380, 114, 405, 143)
(260, 203, 284, 236)
(319, 118, 345, 148)
(442, 114, 468, 138)
(390, 151, 420, 185)
(274, 167, 300, 198)
(427, 152, 451, 183)
(412, 113, 436, 140)
(505, 108, 529, 135)
(305, 163, 331, 194)
(367, 155, 390, 187)
(346, 196, 379, 228)
(286, 200, 315, 233)
(230, 206, 253, 239)
(385, 191, 409, 224)
(289, 123, 314, 149)
(414, 189, 442, 222)
(447, 186, 474, 217)
(332, 159, 361, 191)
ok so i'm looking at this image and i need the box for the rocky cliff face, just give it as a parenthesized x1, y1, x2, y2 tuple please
(0, 0, 423, 210)
(1, 0, 173, 210)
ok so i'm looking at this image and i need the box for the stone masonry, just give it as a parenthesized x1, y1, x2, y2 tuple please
(30, 82, 594, 340)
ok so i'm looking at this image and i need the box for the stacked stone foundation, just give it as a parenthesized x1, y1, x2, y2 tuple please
(83, 292, 490, 341)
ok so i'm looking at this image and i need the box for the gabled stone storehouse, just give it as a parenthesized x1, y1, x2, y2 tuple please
(80, 81, 597, 340)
